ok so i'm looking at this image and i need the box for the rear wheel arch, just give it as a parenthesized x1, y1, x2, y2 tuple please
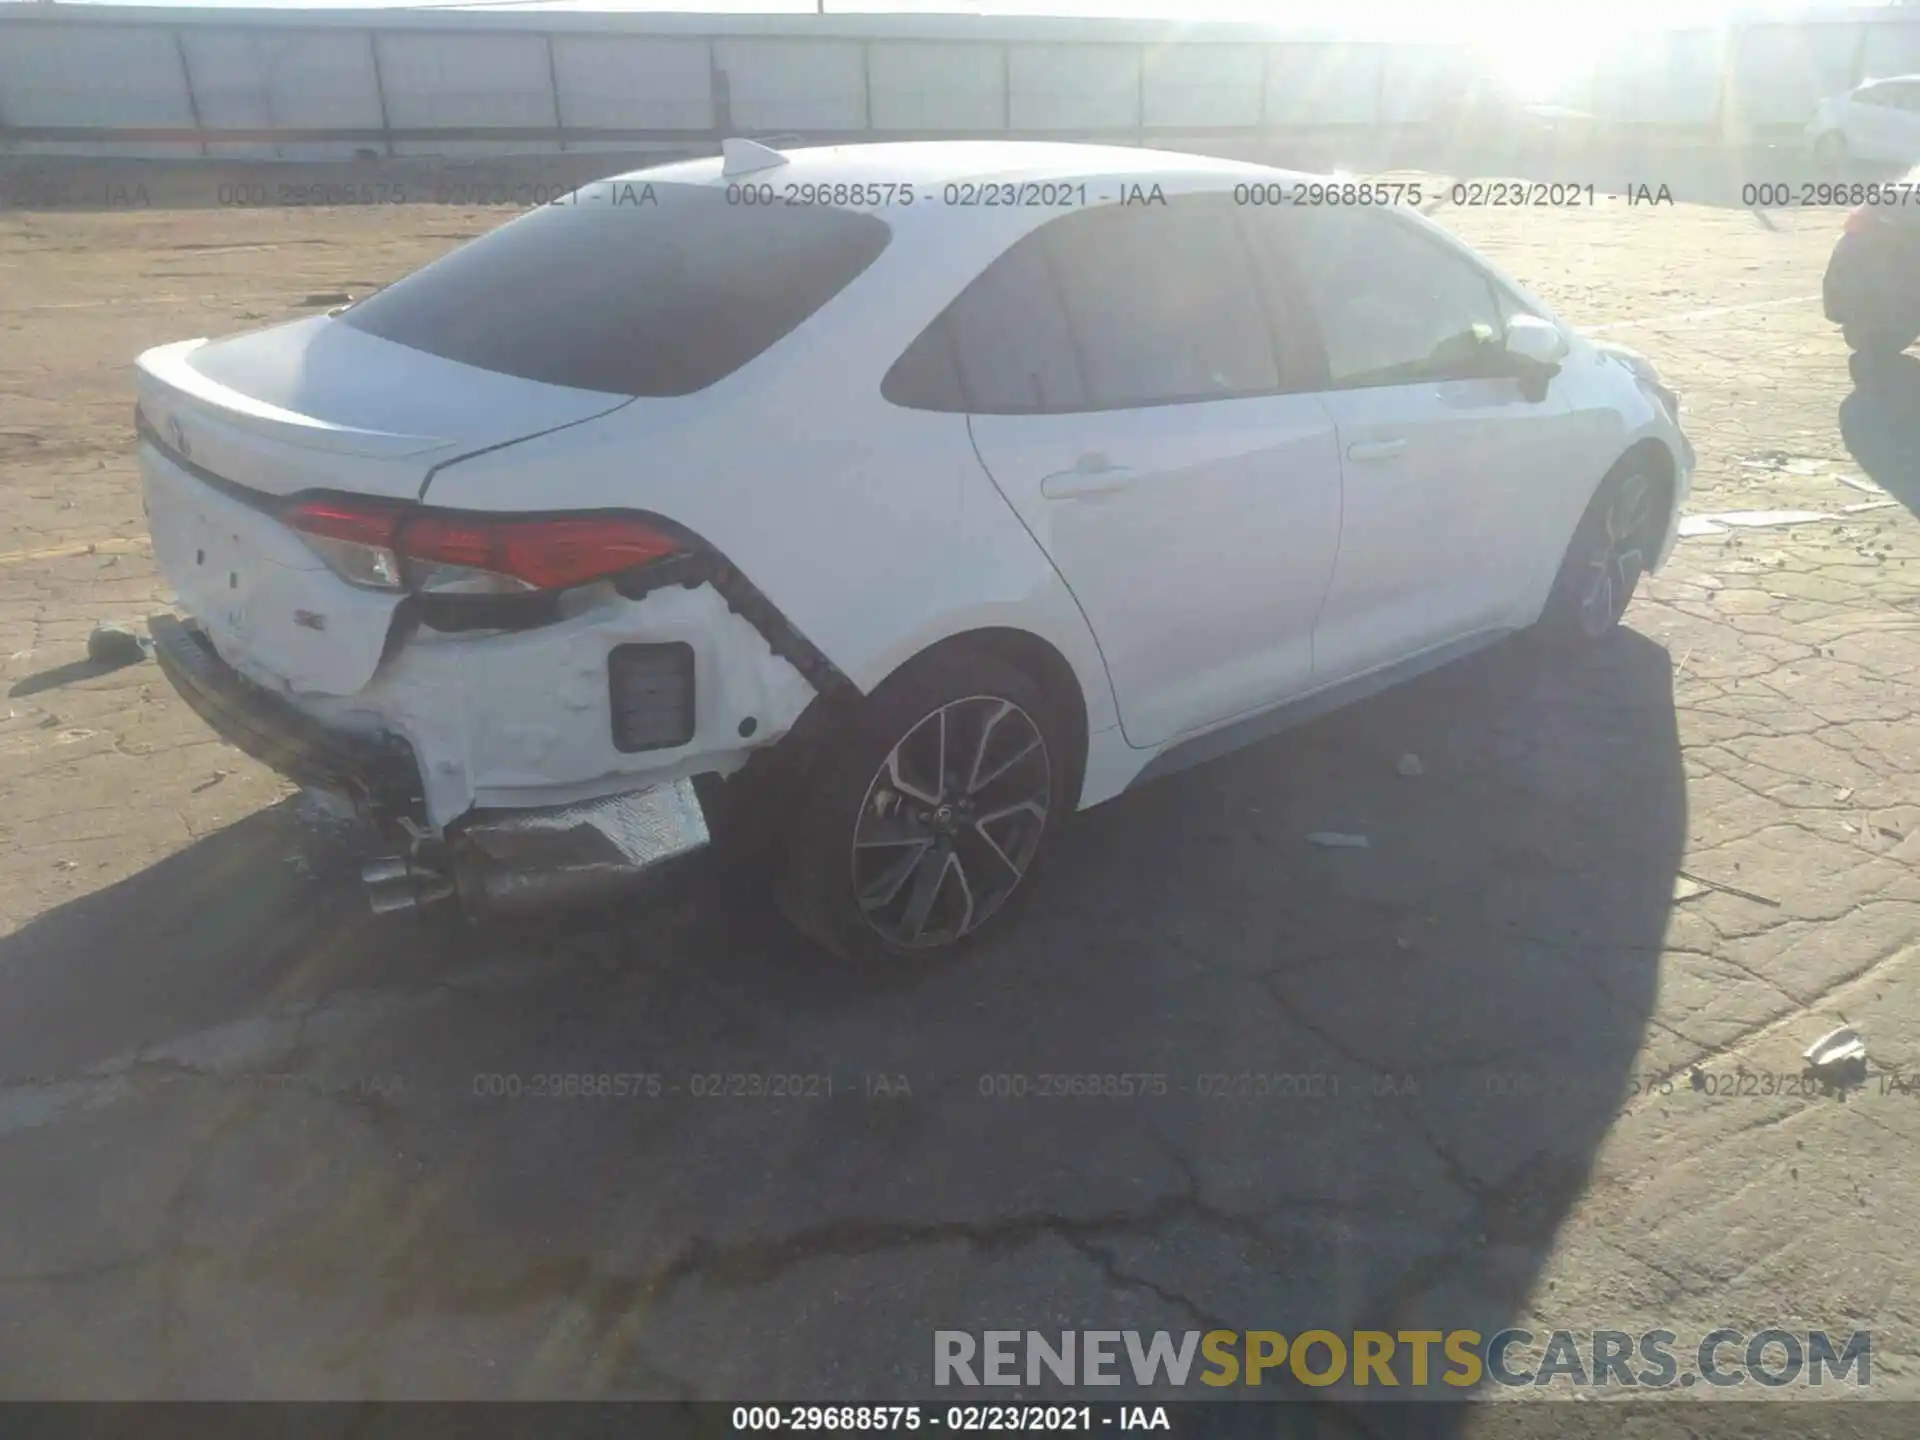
(774, 629, 1084, 962)
(873, 627, 1092, 812)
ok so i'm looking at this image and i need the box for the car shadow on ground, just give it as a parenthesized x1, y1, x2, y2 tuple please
(0, 631, 1684, 1415)
(1839, 350, 1920, 517)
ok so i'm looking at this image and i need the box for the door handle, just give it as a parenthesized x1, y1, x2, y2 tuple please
(1345, 439, 1407, 462)
(1041, 456, 1135, 500)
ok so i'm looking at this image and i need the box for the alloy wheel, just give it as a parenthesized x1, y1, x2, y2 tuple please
(849, 695, 1051, 949)
(1576, 472, 1654, 639)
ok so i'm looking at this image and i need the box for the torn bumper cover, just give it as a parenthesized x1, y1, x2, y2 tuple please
(150, 613, 425, 820)
(363, 786, 710, 917)
(152, 612, 712, 913)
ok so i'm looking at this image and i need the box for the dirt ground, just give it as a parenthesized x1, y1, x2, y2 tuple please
(0, 157, 1917, 1414)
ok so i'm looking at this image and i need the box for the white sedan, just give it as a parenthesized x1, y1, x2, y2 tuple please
(136, 140, 1692, 963)
(1808, 75, 1920, 166)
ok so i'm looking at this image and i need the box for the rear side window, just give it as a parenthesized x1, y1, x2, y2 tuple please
(340, 181, 890, 397)
(882, 194, 1287, 414)
(1043, 199, 1280, 409)
(883, 237, 1089, 414)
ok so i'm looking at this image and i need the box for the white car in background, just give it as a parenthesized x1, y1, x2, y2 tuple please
(1809, 75, 1920, 165)
(136, 140, 1692, 964)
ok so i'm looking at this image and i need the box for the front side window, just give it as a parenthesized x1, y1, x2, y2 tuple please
(882, 194, 1285, 414)
(341, 181, 891, 397)
(1280, 209, 1507, 388)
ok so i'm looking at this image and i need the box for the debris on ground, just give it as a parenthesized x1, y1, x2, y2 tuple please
(86, 622, 151, 666)
(1306, 832, 1371, 849)
(1833, 473, 1886, 496)
(1672, 876, 1710, 902)
(1682, 510, 1837, 538)
(1395, 752, 1425, 777)
(300, 291, 353, 307)
(191, 770, 231, 793)
(1803, 1026, 1867, 1074)
(1675, 868, 1781, 907)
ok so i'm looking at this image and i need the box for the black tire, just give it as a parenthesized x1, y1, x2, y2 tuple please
(1535, 460, 1667, 646)
(1842, 320, 1919, 358)
(774, 644, 1070, 965)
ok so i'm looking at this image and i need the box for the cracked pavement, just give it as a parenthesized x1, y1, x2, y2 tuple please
(0, 156, 1916, 1408)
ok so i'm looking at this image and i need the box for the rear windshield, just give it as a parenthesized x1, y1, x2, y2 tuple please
(339, 180, 892, 396)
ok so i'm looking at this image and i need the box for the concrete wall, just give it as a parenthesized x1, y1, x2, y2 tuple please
(5, 6, 1920, 159)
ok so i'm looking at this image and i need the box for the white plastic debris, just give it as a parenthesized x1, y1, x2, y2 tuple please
(1842, 499, 1899, 514)
(1708, 510, 1836, 528)
(1678, 510, 1841, 539)
(1677, 516, 1727, 537)
(1834, 474, 1886, 496)
(1396, 752, 1425, 777)
(1307, 832, 1371, 849)
(1803, 1026, 1866, 1071)
(1672, 876, 1710, 902)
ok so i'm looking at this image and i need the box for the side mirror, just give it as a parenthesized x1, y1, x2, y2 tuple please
(1503, 314, 1569, 401)
(1505, 314, 1570, 369)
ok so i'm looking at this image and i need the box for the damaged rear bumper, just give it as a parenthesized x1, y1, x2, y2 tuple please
(151, 613, 426, 821)
(152, 612, 713, 914)
(361, 786, 711, 918)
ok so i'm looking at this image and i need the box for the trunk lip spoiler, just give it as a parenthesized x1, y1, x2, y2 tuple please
(137, 338, 459, 460)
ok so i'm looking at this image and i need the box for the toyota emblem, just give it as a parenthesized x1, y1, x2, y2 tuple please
(166, 413, 190, 459)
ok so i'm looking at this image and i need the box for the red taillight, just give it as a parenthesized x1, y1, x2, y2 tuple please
(284, 498, 402, 549)
(283, 497, 407, 589)
(281, 498, 681, 594)
(404, 515, 681, 591)
(1843, 204, 1881, 236)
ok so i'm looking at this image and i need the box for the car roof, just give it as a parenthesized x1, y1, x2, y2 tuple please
(622, 140, 1310, 194)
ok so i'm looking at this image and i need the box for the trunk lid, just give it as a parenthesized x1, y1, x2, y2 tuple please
(135, 315, 632, 500)
(136, 317, 629, 698)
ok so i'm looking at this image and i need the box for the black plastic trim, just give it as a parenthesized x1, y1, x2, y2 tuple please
(611, 548, 860, 702)
(608, 641, 697, 753)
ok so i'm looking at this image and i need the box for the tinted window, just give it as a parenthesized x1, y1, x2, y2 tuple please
(1282, 210, 1506, 388)
(341, 181, 890, 397)
(881, 317, 966, 411)
(882, 196, 1291, 415)
(947, 238, 1088, 413)
(1042, 200, 1280, 408)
